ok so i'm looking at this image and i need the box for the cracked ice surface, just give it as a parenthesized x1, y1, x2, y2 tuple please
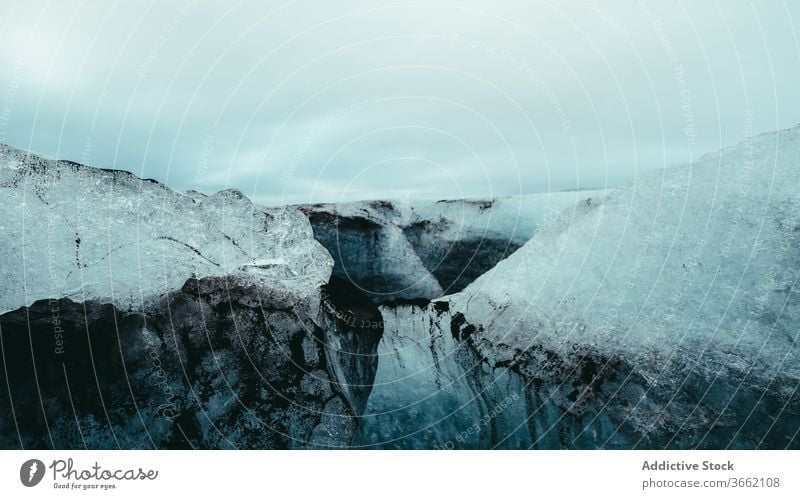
(0, 145, 333, 314)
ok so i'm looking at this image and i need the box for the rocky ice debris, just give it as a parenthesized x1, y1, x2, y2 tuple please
(0, 145, 381, 449)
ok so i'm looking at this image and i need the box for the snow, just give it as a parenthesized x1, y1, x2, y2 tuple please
(0, 145, 333, 314)
(447, 124, 800, 383)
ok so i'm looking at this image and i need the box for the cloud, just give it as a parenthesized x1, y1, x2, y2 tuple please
(1, 0, 798, 204)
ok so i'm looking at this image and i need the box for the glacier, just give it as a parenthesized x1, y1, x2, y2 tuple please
(356, 304, 533, 449)
(350, 125, 800, 449)
(0, 144, 331, 313)
(298, 192, 595, 302)
(434, 124, 800, 448)
(0, 123, 798, 449)
(0, 145, 381, 449)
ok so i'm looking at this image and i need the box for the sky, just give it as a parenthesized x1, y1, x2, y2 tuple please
(0, 0, 798, 205)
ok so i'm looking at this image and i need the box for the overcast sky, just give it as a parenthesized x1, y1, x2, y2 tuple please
(0, 0, 798, 205)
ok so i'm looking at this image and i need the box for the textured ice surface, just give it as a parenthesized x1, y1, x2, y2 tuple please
(298, 192, 596, 300)
(434, 125, 800, 447)
(357, 304, 531, 449)
(3, 121, 797, 448)
(303, 193, 595, 246)
(0, 145, 388, 449)
(406, 193, 601, 245)
(449, 125, 800, 381)
(301, 204, 443, 301)
(0, 144, 333, 314)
